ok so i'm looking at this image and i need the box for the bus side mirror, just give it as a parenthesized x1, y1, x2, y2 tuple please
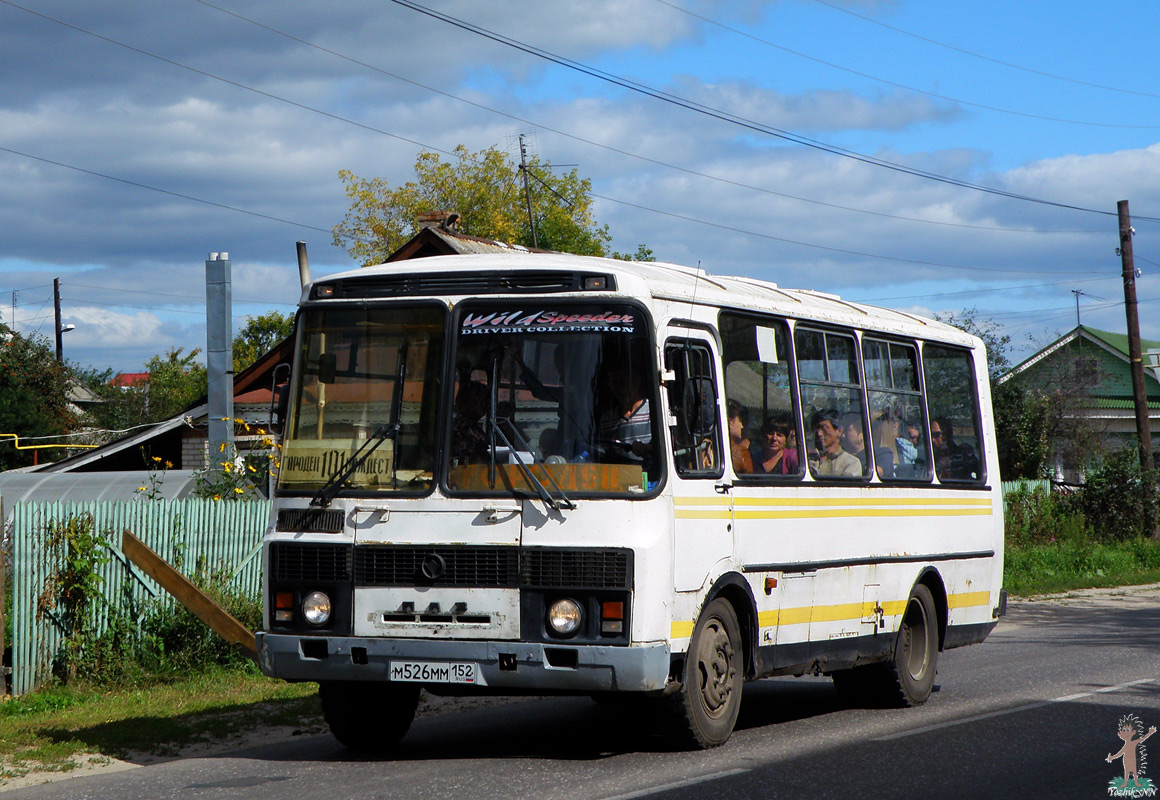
(683, 377, 717, 437)
(273, 383, 289, 435)
(318, 353, 337, 384)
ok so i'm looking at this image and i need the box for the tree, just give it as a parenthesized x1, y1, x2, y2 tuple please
(933, 308, 1012, 382)
(333, 145, 614, 265)
(0, 327, 78, 469)
(935, 308, 1102, 479)
(233, 311, 293, 373)
(81, 348, 208, 434)
(612, 244, 657, 262)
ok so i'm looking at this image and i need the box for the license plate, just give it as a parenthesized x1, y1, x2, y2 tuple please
(389, 660, 481, 685)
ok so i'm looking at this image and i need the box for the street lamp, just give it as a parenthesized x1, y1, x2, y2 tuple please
(56, 322, 75, 362)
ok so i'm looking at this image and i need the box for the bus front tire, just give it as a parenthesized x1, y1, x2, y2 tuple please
(832, 583, 938, 708)
(319, 680, 420, 752)
(668, 598, 743, 749)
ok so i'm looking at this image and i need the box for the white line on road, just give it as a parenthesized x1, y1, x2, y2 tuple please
(599, 768, 751, 800)
(874, 678, 1156, 741)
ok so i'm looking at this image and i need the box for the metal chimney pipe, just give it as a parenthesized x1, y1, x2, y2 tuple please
(296, 241, 311, 289)
(206, 251, 234, 471)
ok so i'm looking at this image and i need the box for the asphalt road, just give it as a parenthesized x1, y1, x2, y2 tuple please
(9, 586, 1160, 800)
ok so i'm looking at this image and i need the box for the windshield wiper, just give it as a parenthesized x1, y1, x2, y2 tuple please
(486, 359, 573, 511)
(311, 342, 408, 507)
(490, 419, 575, 511)
(310, 423, 398, 508)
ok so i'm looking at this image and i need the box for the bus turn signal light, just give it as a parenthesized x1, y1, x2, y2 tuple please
(601, 601, 624, 634)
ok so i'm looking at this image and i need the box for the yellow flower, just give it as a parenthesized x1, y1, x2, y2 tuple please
(165, 460, 173, 469)
(247, 464, 257, 473)
(233, 487, 244, 495)
(137, 486, 147, 492)
(213, 494, 222, 501)
(221, 462, 233, 473)
(152, 456, 162, 463)
(219, 443, 228, 453)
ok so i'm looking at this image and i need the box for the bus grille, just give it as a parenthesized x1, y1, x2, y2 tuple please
(521, 548, 632, 590)
(275, 509, 344, 533)
(271, 543, 351, 582)
(354, 546, 520, 588)
(316, 271, 615, 299)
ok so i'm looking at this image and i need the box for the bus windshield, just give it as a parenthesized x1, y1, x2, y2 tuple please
(279, 304, 445, 495)
(448, 302, 660, 497)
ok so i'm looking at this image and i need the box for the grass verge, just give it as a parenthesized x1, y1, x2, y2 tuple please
(1004, 537, 1160, 596)
(0, 667, 320, 783)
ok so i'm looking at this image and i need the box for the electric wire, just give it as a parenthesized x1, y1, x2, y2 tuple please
(189, 0, 1100, 236)
(385, 0, 1160, 222)
(654, 0, 1160, 129)
(808, 0, 1160, 101)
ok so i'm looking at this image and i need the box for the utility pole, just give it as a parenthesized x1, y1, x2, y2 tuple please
(1118, 200, 1157, 537)
(53, 278, 63, 362)
(1118, 201, 1152, 470)
(518, 134, 538, 249)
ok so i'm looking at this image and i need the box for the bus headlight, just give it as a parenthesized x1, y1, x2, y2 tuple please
(302, 591, 332, 626)
(547, 598, 582, 636)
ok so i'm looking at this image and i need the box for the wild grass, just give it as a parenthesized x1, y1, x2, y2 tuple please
(0, 669, 320, 782)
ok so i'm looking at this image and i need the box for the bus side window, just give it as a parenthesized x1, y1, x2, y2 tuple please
(922, 344, 985, 483)
(864, 338, 930, 482)
(664, 341, 723, 477)
(719, 313, 802, 479)
(795, 327, 868, 480)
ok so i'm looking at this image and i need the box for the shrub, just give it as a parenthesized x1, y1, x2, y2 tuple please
(1071, 447, 1160, 542)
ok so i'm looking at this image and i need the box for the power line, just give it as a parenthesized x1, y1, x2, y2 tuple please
(192, 0, 1104, 237)
(589, 191, 1094, 276)
(0, 0, 1145, 285)
(386, 0, 1160, 222)
(654, 0, 1160, 130)
(807, 0, 1160, 101)
(0, 145, 331, 234)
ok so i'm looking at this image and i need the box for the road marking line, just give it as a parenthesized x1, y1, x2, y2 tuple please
(600, 769, 750, 800)
(873, 678, 1156, 741)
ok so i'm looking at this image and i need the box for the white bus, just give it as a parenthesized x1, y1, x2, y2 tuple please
(256, 253, 1005, 750)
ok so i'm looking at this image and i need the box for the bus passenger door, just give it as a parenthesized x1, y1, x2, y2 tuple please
(663, 335, 732, 592)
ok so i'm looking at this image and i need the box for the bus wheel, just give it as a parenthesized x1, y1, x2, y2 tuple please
(670, 598, 743, 749)
(319, 680, 420, 752)
(875, 583, 939, 707)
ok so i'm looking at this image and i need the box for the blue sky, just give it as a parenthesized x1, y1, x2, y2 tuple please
(2, 0, 1159, 374)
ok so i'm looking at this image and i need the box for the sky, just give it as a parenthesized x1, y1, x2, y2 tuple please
(2, 0, 1160, 374)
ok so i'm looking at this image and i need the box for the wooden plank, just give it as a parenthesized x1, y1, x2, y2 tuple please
(121, 530, 258, 663)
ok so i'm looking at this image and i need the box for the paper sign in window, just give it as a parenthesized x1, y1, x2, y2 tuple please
(755, 326, 779, 364)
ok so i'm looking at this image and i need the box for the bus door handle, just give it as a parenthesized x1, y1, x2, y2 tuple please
(714, 481, 732, 494)
(484, 505, 521, 523)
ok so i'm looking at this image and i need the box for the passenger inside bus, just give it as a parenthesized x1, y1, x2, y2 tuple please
(726, 399, 753, 474)
(810, 408, 863, 477)
(931, 416, 978, 480)
(754, 413, 799, 475)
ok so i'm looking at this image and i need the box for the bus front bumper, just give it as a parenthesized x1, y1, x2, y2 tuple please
(256, 632, 671, 693)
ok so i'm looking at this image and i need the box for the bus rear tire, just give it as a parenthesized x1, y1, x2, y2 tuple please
(832, 584, 938, 708)
(319, 680, 420, 752)
(667, 598, 743, 749)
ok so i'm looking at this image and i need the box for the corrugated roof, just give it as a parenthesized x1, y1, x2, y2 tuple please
(0, 470, 199, 504)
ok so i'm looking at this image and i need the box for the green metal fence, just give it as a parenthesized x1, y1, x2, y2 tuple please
(8, 498, 271, 696)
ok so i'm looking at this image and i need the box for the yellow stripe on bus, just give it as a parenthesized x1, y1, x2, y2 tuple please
(670, 590, 992, 640)
(675, 495, 992, 521)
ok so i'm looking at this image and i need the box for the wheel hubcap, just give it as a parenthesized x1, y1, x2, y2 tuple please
(697, 617, 735, 717)
(903, 596, 931, 680)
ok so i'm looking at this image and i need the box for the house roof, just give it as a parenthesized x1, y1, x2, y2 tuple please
(998, 324, 1160, 401)
(384, 217, 550, 263)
